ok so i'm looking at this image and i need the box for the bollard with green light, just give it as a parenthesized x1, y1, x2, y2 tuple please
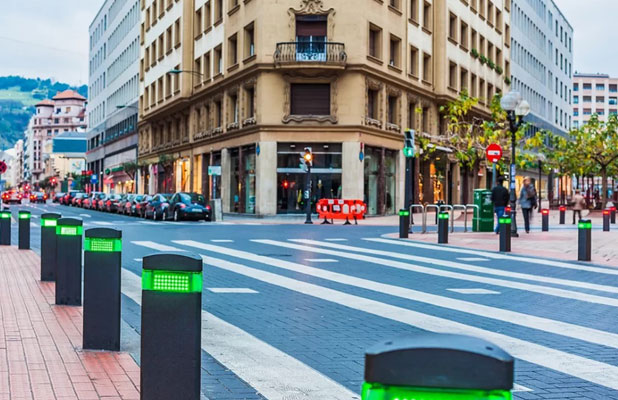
(83, 228, 122, 351)
(578, 219, 592, 262)
(40, 213, 61, 281)
(141, 253, 203, 400)
(437, 212, 449, 244)
(362, 333, 514, 400)
(18, 210, 31, 250)
(399, 209, 410, 239)
(0, 210, 11, 245)
(55, 218, 83, 306)
(499, 215, 512, 253)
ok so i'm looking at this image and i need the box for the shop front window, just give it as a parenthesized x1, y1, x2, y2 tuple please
(364, 146, 397, 215)
(230, 145, 256, 213)
(419, 153, 447, 204)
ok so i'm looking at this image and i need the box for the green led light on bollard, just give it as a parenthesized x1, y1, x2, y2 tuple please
(361, 382, 512, 400)
(399, 210, 410, 217)
(19, 213, 30, 220)
(578, 221, 592, 229)
(56, 225, 83, 236)
(499, 218, 512, 224)
(142, 270, 203, 293)
(41, 218, 57, 227)
(438, 212, 449, 220)
(84, 237, 122, 252)
(0, 212, 10, 219)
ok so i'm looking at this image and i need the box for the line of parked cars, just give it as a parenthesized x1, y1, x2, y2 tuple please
(53, 190, 212, 221)
(1, 190, 48, 204)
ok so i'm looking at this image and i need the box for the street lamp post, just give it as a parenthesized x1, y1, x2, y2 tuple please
(500, 91, 530, 238)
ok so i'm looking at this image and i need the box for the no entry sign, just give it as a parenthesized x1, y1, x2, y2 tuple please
(486, 144, 503, 163)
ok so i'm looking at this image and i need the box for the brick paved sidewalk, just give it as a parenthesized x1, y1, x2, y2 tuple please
(0, 247, 140, 400)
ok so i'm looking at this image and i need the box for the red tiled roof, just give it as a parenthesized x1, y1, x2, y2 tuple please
(35, 99, 54, 107)
(52, 89, 86, 101)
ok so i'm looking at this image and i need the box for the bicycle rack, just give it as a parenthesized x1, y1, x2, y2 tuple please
(465, 204, 479, 233)
(451, 205, 467, 233)
(408, 204, 425, 231)
(423, 204, 440, 234)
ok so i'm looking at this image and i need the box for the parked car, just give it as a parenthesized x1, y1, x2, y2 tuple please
(92, 192, 107, 211)
(135, 195, 153, 218)
(144, 194, 172, 220)
(61, 190, 81, 206)
(124, 194, 146, 216)
(72, 193, 87, 207)
(29, 192, 47, 203)
(120, 194, 136, 215)
(166, 192, 211, 221)
(52, 192, 65, 203)
(83, 192, 104, 209)
(2, 190, 22, 204)
(103, 194, 124, 213)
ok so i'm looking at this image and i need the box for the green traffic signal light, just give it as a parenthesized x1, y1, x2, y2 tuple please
(361, 382, 512, 400)
(403, 147, 414, 158)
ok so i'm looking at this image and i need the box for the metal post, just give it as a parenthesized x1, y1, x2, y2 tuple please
(55, 218, 83, 306)
(399, 209, 410, 239)
(508, 113, 519, 237)
(603, 210, 610, 232)
(541, 209, 549, 232)
(18, 211, 30, 250)
(141, 253, 203, 400)
(578, 219, 592, 262)
(0, 210, 11, 245)
(499, 215, 512, 252)
(361, 333, 514, 400)
(611, 206, 616, 224)
(438, 212, 449, 244)
(40, 213, 61, 281)
(559, 206, 566, 225)
(304, 166, 312, 224)
(83, 228, 122, 351)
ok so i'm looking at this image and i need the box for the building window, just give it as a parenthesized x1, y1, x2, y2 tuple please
(410, 0, 419, 23)
(448, 13, 457, 42)
(194, 57, 202, 86)
(205, 1, 212, 30)
(609, 97, 617, 105)
(245, 86, 255, 118)
(290, 84, 330, 116)
(230, 93, 239, 123)
(389, 0, 400, 9)
(423, 1, 432, 31)
(368, 88, 379, 120)
(583, 83, 591, 90)
(409, 46, 419, 77)
(204, 51, 211, 79)
(173, 64, 180, 93)
(165, 73, 172, 98)
(174, 19, 181, 47)
(596, 84, 605, 91)
(244, 22, 255, 58)
(448, 62, 457, 90)
(215, 99, 222, 127)
(387, 95, 398, 124)
(158, 77, 164, 102)
(573, 96, 579, 104)
(573, 109, 578, 116)
(369, 24, 382, 59)
(166, 26, 173, 52)
(470, 29, 477, 50)
(408, 101, 417, 129)
(215, 0, 223, 22)
(421, 106, 429, 133)
(158, 34, 164, 59)
(596, 96, 605, 103)
(214, 45, 223, 75)
(195, 7, 202, 38)
(610, 84, 617, 93)
(583, 96, 591, 103)
(471, 74, 477, 97)
(460, 21, 468, 49)
(460, 68, 468, 92)
(389, 35, 401, 68)
(228, 34, 238, 66)
(422, 53, 432, 83)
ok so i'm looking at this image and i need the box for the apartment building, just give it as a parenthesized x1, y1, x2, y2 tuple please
(510, 0, 573, 136)
(87, 0, 141, 194)
(572, 73, 618, 129)
(26, 91, 87, 183)
(137, 0, 511, 215)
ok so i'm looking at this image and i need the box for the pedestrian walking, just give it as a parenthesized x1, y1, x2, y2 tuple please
(519, 176, 537, 233)
(572, 189, 586, 224)
(491, 176, 509, 234)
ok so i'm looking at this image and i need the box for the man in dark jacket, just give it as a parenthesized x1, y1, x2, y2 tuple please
(491, 176, 510, 234)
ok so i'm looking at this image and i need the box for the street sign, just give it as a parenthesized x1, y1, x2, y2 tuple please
(486, 144, 502, 163)
(208, 166, 222, 176)
(90, 174, 98, 184)
(0, 161, 6, 174)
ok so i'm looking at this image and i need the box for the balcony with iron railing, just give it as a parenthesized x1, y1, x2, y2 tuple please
(274, 42, 347, 69)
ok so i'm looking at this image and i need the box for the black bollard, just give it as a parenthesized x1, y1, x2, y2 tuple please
(141, 253, 203, 400)
(499, 215, 512, 253)
(541, 209, 549, 232)
(83, 228, 122, 351)
(55, 218, 83, 306)
(399, 209, 410, 238)
(603, 210, 610, 232)
(0, 210, 11, 245)
(40, 213, 61, 281)
(438, 212, 449, 244)
(361, 333, 514, 400)
(578, 219, 592, 262)
(559, 205, 566, 225)
(18, 210, 31, 250)
(611, 206, 616, 224)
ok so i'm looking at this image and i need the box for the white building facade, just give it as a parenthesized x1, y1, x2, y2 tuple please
(87, 0, 140, 194)
(510, 0, 573, 136)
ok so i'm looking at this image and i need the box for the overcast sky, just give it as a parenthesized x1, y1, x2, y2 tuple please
(0, 0, 616, 86)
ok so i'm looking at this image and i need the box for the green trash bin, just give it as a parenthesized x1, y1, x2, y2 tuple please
(473, 189, 494, 232)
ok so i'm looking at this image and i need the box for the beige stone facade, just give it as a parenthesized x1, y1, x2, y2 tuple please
(138, 0, 511, 215)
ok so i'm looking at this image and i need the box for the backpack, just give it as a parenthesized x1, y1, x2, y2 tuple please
(526, 185, 537, 207)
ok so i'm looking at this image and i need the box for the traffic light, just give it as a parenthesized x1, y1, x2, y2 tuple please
(299, 147, 313, 171)
(403, 129, 415, 158)
(282, 180, 289, 189)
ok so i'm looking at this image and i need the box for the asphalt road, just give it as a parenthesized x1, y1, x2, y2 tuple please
(4, 201, 618, 399)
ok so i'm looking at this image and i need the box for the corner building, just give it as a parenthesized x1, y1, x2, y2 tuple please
(138, 0, 511, 215)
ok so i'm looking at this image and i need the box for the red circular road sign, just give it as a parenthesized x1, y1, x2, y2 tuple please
(0, 161, 6, 174)
(486, 144, 503, 163)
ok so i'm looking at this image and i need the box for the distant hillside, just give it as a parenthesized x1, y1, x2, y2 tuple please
(0, 76, 88, 150)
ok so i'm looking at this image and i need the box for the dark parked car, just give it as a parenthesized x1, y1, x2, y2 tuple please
(72, 193, 87, 207)
(135, 195, 153, 218)
(124, 194, 146, 216)
(52, 192, 65, 203)
(166, 192, 211, 221)
(83, 192, 105, 209)
(119, 194, 135, 215)
(61, 190, 81, 205)
(103, 194, 125, 213)
(29, 192, 47, 203)
(144, 193, 172, 220)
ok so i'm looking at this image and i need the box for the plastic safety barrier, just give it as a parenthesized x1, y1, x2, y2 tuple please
(317, 199, 367, 225)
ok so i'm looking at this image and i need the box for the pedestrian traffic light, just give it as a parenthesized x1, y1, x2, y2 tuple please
(299, 147, 313, 171)
(282, 180, 289, 189)
(403, 129, 415, 158)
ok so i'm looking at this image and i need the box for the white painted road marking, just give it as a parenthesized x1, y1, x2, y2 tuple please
(92, 221, 114, 226)
(324, 238, 348, 242)
(294, 239, 618, 295)
(131, 241, 187, 252)
(211, 239, 234, 243)
(259, 239, 618, 308)
(133, 258, 142, 262)
(79, 214, 92, 218)
(190, 252, 618, 392)
(207, 288, 259, 294)
(447, 288, 501, 295)
(457, 257, 490, 262)
(175, 240, 618, 350)
(120, 268, 358, 399)
(305, 259, 338, 263)
(139, 221, 159, 225)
